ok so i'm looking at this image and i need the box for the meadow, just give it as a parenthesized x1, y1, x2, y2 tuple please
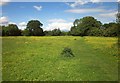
(2, 36, 118, 81)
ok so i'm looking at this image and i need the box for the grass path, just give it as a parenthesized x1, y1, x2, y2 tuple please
(2, 36, 118, 81)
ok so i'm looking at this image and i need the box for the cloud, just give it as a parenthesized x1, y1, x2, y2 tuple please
(33, 5, 42, 11)
(99, 11, 117, 18)
(0, 16, 18, 26)
(48, 19, 66, 23)
(90, 0, 117, 2)
(44, 19, 73, 31)
(66, 0, 117, 8)
(44, 22, 73, 31)
(0, 0, 10, 6)
(65, 8, 105, 14)
(93, 11, 117, 23)
(66, 0, 88, 8)
(19, 22, 27, 26)
(9, 22, 16, 25)
(18, 22, 27, 30)
(0, 16, 9, 25)
(90, 0, 101, 3)
(65, 0, 102, 8)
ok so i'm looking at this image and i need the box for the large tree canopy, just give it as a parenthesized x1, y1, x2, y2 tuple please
(70, 16, 102, 36)
(2, 24, 21, 36)
(103, 23, 119, 37)
(26, 20, 44, 36)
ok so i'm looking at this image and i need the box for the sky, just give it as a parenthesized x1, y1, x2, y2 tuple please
(0, 1, 118, 31)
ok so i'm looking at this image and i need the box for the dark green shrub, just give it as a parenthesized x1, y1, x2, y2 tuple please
(61, 47, 74, 57)
(74, 38, 77, 40)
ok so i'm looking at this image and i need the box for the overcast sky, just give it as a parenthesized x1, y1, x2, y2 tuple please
(0, 1, 118, 31)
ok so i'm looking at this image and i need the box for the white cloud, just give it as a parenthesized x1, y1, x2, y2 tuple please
(0, 16, 9, 25)
(65, 0, 102, 8)
(44, 22, 73, 31)
(90, 0, 101, 3)
(66, 0, 117, 8)
(93, 11, 117, 23)
(45, 19, 73, 31)
(65, 8, 105, 14)
(0, 16, 18, 26)
(19, 22, 27, 26)
(18, 22, 27, 30)
(0, 0, 10, 6)
(66, 0, 88, 8)
(90, 0, 117, 2)
(33, 5, 42, 11)
(9, 22, 16, 25)
(99, 11, 117, 18)
(48, 19, 66, 23)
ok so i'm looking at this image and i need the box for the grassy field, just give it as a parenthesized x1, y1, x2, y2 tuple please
(2, 36, 118, 81)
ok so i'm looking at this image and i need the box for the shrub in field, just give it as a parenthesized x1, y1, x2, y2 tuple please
(61, 47, 74, 57)
(74, 38, 77, 40)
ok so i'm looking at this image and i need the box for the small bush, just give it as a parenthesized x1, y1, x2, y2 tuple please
(61, 47, 74, 57)
(74, 38, 76, 40)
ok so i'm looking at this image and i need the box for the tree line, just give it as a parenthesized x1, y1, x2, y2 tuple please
(1, 16, 120, 37)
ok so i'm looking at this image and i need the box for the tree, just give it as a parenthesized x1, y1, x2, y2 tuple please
(2, 26, 8, 36)
(44, 31, 53, 36)
(103, 23, 119, 37)
(0, 26, 2, 36)
(70, 16, 102, 36)
(103, 23, 117, 29)
(88, 27, 103, 36)
(61, 31, 69, 36)
(70, 26, 81, 36)
(117, 12, 120, 23)
(8, 24, 21, 36)
(52, 28, 61, 36)
(117, 12, 120, 37)
(26, 20, 44, 36)
(2, 24, 21, 36)
(77, 16, 102, 36)
(73, 19, 80, 27)
(21, 29, 30, 36)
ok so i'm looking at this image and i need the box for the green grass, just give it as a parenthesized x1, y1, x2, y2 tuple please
(2, 36, 118, 81)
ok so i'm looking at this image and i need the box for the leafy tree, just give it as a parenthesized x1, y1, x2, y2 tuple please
(88, 27, 103, 36)
(70, 26, 81, 36)
(117, 12, 120, 23)
(2, 24, 21, 36)
(44, 29, 62, 36)
(73, 19, 80, 27)
(77, 16, 102, 36)
(67, 31, 71, 36)
(0, 26, 2, 36)
(61, 31, 69, 36)
(2, 26, 8, 36)
(52, 28, 61, 36)
(103, 23, 119, 37)
(44, 31, 53, 36)
(21, 29, 30, 36)
(117, 12, 120, 37)
(103, 23, 117, 29)
(70, 16, 102, 36)
(26, 20, 44, 36)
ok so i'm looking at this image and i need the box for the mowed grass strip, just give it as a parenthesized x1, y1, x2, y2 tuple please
(2, 36, 118, 81)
